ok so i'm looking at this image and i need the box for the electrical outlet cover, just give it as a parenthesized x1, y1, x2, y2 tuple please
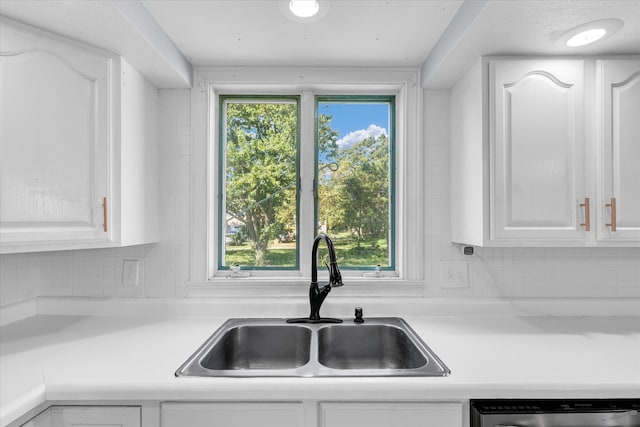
(440, 260, 469, 288)
(122, 259, 139, 285)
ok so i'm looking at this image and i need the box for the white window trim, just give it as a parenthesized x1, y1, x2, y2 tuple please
(187, 67, 424, 298)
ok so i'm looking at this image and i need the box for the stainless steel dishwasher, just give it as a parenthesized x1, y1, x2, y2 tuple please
(471, 399, 640, 427)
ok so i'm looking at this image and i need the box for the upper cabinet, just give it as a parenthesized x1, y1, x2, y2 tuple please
(490, 59, 587, 243)
(596, 59, 640, 242)
(0, 18, 159, 254)
(451, 57, 640, 247)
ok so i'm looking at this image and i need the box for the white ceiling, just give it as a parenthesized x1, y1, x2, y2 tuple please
(0, 0, 191, 87)
(1, 0, 639, 88)
(427, 0, 640, 87)
(141, 0, 462, 68)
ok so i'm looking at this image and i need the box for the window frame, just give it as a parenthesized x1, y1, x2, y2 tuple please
(187, 67, 424, 298)
(218, 95, 301, 271)
(315, 95, 396, 271)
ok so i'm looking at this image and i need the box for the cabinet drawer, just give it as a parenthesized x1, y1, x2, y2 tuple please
(319, 402, 462, 427)
(161, 402, 304, 427)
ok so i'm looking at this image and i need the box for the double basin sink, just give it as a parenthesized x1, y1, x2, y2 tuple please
(175, 317, 450, 377)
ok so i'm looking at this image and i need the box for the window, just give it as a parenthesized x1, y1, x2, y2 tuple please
(218, 95, 394, 272)
(219, 96, 300, 269)
(316, 97, 395, 270)
(189, 67, 423, 291)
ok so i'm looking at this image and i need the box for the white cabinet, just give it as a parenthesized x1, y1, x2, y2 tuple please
(22, 406, 140, 427)
(161, 401, 462, 427)
(161, 402, 304, 427)
(319, 402, 462, 427)
(0, 18, 111, 250)
(0, 17, 159, 254)
(450, 56, 640, 247)
(596, 59, 640, 242)
(490, 60, 587, 243)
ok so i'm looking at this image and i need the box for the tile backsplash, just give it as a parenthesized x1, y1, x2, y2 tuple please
(0, 89, 638, 307)
(0, 253, 40, 305)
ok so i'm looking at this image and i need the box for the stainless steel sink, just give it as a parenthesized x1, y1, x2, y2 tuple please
(201, 325, 311, 370)
(176, 318, 450, 377)
(317, 324, 428, 370)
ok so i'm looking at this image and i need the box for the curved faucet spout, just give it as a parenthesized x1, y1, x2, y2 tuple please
(311, 233, 343, 288)
(287, 233, 344, 324)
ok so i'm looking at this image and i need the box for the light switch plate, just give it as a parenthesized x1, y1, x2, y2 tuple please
(440, 260, 469, 288)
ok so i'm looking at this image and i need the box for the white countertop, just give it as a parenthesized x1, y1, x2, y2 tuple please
(1, 298, 639, 426)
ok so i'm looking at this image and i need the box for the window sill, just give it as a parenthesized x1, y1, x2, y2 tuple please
(184, 277, 424, 298)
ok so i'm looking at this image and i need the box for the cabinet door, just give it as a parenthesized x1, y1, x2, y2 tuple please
(319, 402, 462, 427)
(22, 407, 140, 427)
(0, 19, 112, 253)
(161, 402, 304, 427)
(489, 60, 587, 244)
(597, 59, 640, 243)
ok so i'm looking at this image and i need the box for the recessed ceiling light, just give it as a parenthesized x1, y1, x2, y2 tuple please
(566, 28, 608, 47)
(289, 0, 319, 18)
(279, 0, 329, 23)
(557, 18, 624, 48)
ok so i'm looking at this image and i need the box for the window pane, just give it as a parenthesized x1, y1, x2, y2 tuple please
(316, 98, 394, 268)
(220, 98, 299, 268)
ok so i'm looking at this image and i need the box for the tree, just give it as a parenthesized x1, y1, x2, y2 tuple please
(316, 112, 342, 233)
(318, 113, 340, 160)
(319, 134, 390, 247)
(225, 100, 391, 266)
(224, 102, 297, 266)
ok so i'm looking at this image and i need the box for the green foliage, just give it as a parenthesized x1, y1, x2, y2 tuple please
(319, 134, 390, 255)
(318, 113, 340, 161)
(223, 99, 391, 269)
(224, 101, 298, 266)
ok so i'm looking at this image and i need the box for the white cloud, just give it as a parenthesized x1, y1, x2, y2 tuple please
(336, 124, 387, 148)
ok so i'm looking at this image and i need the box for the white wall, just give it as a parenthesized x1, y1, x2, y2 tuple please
(0, 88, 638, 307)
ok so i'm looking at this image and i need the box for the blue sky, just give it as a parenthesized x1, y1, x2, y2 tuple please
(318, 102, 390, 148)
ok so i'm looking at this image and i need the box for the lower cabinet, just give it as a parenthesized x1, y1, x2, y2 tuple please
(22, 406, 140, 427)
(161, 401, 462, 427)
(161, 402, 303, 427)
(320, 402, 462, 427)
(19, 400, 463, 427)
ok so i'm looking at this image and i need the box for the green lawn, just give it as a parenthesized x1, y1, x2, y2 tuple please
(225, 243, 296, 267)
(224, 232, 389, 268)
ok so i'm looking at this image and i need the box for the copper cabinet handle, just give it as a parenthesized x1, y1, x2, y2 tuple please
(579, 197, 590, 231)
(606, 197, 617, 232)
(102, 197, 108, 232)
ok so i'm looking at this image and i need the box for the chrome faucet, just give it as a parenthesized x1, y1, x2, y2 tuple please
(287, 233, 343, 324)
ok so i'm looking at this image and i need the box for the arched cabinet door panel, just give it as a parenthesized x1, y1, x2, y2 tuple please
(490, 59, 587, 243)
(0, 17, 160, 253)
(597, 59, 640, 242)
(0, 20, 111, 251)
